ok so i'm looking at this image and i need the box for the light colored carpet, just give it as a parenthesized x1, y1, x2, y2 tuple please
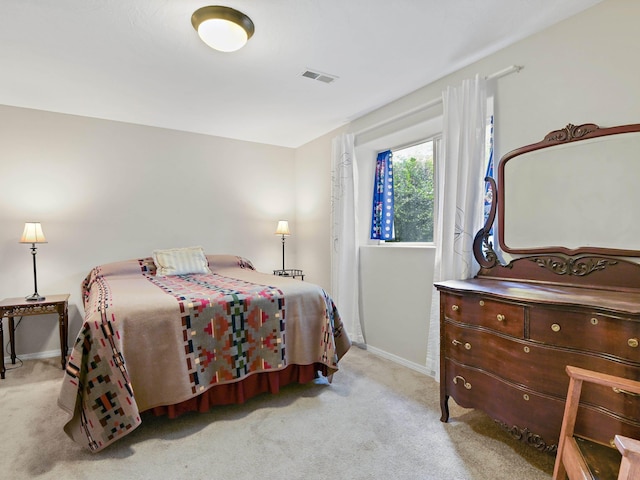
(0, 346, 554, 479)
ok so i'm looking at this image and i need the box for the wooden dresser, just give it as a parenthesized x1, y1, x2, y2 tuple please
(437, 123, 640, 454)
(437, 261, 640, 452)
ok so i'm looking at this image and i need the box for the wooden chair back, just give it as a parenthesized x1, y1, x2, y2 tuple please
(553, 365, 640, 480)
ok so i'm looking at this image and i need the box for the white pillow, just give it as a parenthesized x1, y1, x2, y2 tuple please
(152, 246, 211, 277)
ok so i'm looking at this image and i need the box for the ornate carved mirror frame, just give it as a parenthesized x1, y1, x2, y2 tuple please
(474, 122, 640, 288)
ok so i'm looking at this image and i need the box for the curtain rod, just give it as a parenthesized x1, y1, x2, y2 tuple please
(354, 65, 524, 137)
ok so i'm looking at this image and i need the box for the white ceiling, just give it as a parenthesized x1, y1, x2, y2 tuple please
(0, 0, 602, 148)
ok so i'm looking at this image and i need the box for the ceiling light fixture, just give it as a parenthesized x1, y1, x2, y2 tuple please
(191, 5, 255, 53)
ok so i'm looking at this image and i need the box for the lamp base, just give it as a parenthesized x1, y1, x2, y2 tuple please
(25, 293, 45, 302)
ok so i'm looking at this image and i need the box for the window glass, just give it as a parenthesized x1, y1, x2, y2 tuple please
(386, 139, 435, 243)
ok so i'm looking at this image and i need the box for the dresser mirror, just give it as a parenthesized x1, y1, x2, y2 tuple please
(494, 122, 640, 257)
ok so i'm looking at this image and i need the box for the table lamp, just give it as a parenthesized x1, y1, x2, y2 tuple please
(275, 220, 290, 270)
(19, 222, 47, 301)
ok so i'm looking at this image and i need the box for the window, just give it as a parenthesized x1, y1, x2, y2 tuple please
(370, 138, 437, 243)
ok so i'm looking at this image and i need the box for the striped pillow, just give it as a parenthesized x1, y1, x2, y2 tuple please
(153, 246, 211, 277)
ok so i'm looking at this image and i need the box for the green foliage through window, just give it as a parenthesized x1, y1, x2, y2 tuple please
(386, 140, 435, 242)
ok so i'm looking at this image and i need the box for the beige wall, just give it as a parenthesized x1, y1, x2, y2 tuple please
(293, 127, 347, 290)
(295, 0, 640, 371)
(359, 246, 435, 370)
(0, 106, 295, 358)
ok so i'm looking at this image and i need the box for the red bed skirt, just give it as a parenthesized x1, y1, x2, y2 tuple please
(148, 363, 328, 419)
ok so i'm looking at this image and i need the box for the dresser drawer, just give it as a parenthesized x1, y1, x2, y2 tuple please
(441, 292, 525, 338)
(443, 360, 640, 449)
(529, 307, 640, 362)
(444, 321, 640, 411)
(443, 359, 564, 450)
(575, 403, 640, 448)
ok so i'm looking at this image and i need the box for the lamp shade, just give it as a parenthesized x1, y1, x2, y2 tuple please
(19, 222, 47, 244)
(191, 6, 255, 52)
(275, 220, 290, 236)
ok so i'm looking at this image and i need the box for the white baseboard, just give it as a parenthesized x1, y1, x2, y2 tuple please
(4, 349, 61, 363)
(362, 344, 433, 377)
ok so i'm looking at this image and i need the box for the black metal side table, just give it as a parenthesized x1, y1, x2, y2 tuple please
(273, 269, 305, 280)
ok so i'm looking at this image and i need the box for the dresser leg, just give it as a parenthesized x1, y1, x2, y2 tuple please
(440, 393, 450, 422)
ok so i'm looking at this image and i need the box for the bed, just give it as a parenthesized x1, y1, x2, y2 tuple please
(57, 250, 351, 452)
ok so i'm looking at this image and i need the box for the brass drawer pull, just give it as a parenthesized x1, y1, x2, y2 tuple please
(523, 394, 530, 401)
(451, 304, 459, 311)
(613, 387, 640, 397)
(628, 338, 639, 348)
(479, 300, 485, 306)
(551, 323, 561, 332)
(452, 339, 471, 350)
(496, 314, 505, 322)
(453, 375, 472, 389)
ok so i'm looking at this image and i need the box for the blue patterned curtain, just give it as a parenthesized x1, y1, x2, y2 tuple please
(483, 115, 495, 229)
(370, 150, 394, 240)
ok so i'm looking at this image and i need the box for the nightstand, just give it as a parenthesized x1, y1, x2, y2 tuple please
(0, 294, 70, 379)
(273, 269, 305, 280)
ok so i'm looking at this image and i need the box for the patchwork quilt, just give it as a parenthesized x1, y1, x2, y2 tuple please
(58, 255, 350, 452)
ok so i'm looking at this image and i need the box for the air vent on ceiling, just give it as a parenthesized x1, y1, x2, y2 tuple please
(301, 69, 338, 84)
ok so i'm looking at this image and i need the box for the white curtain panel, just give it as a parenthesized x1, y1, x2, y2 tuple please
(330, 133, 364, 343)
(426, 75, 488, 379)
